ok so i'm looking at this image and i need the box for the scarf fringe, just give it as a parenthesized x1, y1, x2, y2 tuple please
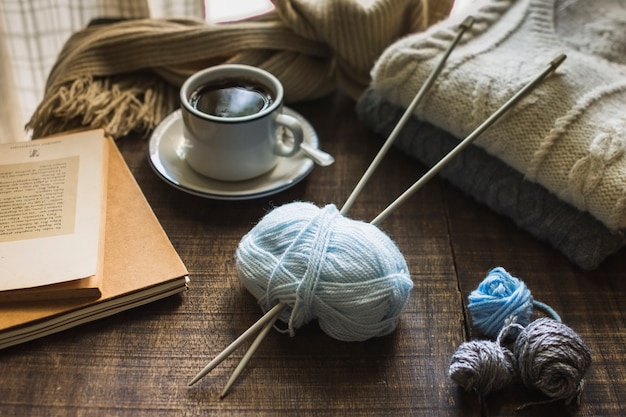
(27, 73, 178, 139)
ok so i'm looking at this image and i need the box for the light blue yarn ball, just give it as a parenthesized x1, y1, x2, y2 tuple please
(236, 202, 413, 342)
(467, 267, 534, 339)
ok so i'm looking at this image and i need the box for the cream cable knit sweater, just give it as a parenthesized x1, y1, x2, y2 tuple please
(27, 0, 452, 139)
(372, 0, 626, 230)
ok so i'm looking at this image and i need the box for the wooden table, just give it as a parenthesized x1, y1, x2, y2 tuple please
(1, 92, 625, 416)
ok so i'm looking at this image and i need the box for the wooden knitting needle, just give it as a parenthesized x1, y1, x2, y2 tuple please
(188, 16, 475, 395)
(218, 304, 282, 398)
(188, 303, 284, 386)
(341, 15, 475, 215)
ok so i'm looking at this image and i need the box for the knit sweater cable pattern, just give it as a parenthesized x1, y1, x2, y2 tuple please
(372, 0, 626, 230)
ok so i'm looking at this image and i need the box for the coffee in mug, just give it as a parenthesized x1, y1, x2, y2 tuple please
(189, 80, 273, 118)
(180, 64, 304, 182)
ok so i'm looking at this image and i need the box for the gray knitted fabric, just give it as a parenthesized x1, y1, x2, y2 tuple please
(371, 0, 626, 230)
(356, 89, 626, 270)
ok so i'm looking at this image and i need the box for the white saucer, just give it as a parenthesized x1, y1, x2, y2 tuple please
(148, 107, 318, 200)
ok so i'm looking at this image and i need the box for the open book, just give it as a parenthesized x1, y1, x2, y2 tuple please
(0, 130, 109, 301)
(0, 133, 189, 349)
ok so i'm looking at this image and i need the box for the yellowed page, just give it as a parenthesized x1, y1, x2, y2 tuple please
(0, 130, 107, 291)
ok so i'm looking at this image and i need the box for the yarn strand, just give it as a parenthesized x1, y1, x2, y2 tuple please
(532, 300, 561, 323)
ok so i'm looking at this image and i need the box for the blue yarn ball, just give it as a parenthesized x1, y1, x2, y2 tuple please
(467, 267, 534, 339)
(236, 202, 413, 342)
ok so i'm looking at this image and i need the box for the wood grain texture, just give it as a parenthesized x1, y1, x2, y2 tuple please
(1, 92, 624, 416)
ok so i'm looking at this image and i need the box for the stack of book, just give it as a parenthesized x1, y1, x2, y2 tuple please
(0, 130, 189, 349)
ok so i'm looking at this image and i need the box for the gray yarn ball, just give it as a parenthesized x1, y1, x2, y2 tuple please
(449, 339, 517, 396)
(514, 318, 592, 404)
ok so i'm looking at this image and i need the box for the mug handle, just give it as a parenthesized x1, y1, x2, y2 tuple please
(273, 113, 303, 157)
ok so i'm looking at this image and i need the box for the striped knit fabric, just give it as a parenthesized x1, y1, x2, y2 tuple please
(27, 0, 453, 139)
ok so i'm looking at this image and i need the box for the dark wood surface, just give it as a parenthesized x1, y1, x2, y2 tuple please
(1, 92, 625, 416)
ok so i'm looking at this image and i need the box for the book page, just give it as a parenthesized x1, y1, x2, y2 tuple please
(0, 156, 78, 242)
(0, 130, 107, 291)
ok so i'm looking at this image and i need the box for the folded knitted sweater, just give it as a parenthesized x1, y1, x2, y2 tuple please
(356, 89, 626, 270)
(371, 0, 626, 231)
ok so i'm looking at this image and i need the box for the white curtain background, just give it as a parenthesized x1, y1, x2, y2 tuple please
(0, 0, 275, 143)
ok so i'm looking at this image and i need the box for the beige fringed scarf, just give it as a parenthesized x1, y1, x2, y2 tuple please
(26, 0, 452, 139)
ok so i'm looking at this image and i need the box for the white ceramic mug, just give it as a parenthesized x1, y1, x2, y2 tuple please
(180, 64, 303, 181)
